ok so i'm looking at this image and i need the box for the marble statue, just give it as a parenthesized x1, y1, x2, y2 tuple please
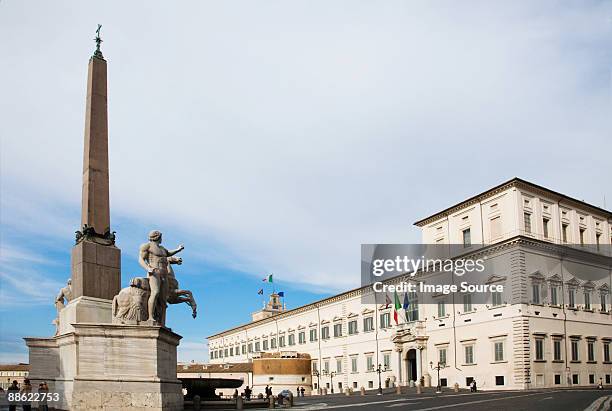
(54, 279, 73, 335)
(138, 230, 184, 325)
(167, 256, 197, 318)
(112, 277, 150, 324)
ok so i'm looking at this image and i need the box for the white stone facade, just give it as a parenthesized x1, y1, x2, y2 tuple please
(208, 179, 612, 392)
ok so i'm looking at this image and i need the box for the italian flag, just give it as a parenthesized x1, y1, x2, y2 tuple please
(263, 274, 273, 283)
(393, 291, 402, 325)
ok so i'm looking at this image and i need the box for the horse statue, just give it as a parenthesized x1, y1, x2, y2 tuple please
(167, 256, 197, 318)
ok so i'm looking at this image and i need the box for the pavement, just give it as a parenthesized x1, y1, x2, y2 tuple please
(291, 388, 612, 411)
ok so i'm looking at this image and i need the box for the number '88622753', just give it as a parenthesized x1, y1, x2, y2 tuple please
(7, 392, 60, 402)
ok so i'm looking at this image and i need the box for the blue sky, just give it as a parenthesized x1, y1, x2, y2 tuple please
(1, 1, 611, 362)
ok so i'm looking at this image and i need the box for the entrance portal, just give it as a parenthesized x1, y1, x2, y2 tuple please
(407, 349, 417, 383)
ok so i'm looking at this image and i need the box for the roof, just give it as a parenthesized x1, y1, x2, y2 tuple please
(413, 177, 612, 227)
(177, 362, 252, 373)
(0, 364, 29, 371)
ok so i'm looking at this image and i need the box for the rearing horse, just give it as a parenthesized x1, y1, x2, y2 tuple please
(167, 256, 197, 318)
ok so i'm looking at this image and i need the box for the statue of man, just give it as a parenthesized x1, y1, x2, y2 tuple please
(54, 279, 73, 335)
(139, 230, 184, 324)
(56, 279, 73, 308)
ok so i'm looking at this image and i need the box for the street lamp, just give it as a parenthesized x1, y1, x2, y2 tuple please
(312, 370, 321, 395)
(429, 361, 445, 394)
(376, 364, 384, 395)
(324, 371, 337, 394)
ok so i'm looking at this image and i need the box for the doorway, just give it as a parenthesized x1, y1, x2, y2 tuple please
(407, 349, 417, 383)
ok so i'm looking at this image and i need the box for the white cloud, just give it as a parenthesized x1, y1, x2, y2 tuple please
(1, 1, 611, 292)
(178, 340, 209, 363)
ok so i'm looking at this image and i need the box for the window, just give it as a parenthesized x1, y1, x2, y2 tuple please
(465, 345, 475, 364)
(524, 212, 532, 233)
(242, 345, 247, 354)
(543, 218, 550, 238)
(298, 331, 306, 344)
(270, 338, 277, 349)
(333, 323, 343, 337)
(438, 301, 446, 317)
(463, 228, 471, 247)
(383, 353, 391, 370)
(366, 356, 374, 371)
(550, 285, 558, 305)
(587, 341, 595, 362)
(553, 340, 562, 361)
(262, 340, 269, 350)
(336, 358, 342, 373)
(255, 342, 260, 352)
(584, 291, 591, 310)
(321, 326, 330, 340)
(463, 294, 472, 312)
(348, 320, 358, 335)
(439, 348, 447, 365)
(230, 347, 233, 356)
(368, 381, 373, 389)
(596, 233, 601, 250)
(323, 360, 329, 373)
(380, 312, 391, 329)
(601, 293, 608, 312)
(604, 342, 610, 362)
(532, 283, 541, 304)
(363, 317, 374, 332)
(554, 374, 561, 385)
(571, 340, 579, 361)
(279, 336, 286, 347)
(224, 348, 228, 357)
(562, 223, 569, 243)
(492, 291, 502, 307)
(406, 292, 419, 321)
(589, 374, 595, 384)
(535, 339, 544, 361)
(247, 343, 252, 353)
(572, 374, 579, 385)
(568, 289, 576, 308)
(309, 328, 317, 342)
(495, 376, 505, 386)
(491, 216, 501, 239)
(494, 341, 504, 362)
(312, 361, 318, 373)
(288, 334, 295, 346)
(579, 228, 585, 246)
(351, 357, 358, 373)
(607, 375, 611, 384)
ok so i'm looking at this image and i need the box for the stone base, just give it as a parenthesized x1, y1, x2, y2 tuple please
(25, 323, 183, 411)
(59, 296, 112, 334)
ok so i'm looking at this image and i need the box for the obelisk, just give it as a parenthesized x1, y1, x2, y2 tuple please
(71, 26, 121, 302)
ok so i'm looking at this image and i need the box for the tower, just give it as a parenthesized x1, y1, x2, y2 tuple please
(71, 27, 121, 302)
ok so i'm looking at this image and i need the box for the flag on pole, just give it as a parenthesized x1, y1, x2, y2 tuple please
(278, 291, 285, 297)
(257, 288, 264, 295)
(263, 274, 273, 283)
(393, 291, 402, 325)
(384, 293, 392, 309)
(403, 292, 411, 321)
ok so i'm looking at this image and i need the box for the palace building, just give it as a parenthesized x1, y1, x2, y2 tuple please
(207, 178, 612, 393)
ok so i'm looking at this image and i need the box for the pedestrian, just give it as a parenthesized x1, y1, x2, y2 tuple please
(470, 379, 477, 393)
(265, 385, 269, 398)
(38, 382, 49, 411)
(7, 380, 19, 411)
(598, 378, 604, 389)
(297, 386, 301, 397)
(20, 378, 33, 411)
(244, 385, 252, 400)
(300, 386, 305, 397)
(233, 389, 238, 399)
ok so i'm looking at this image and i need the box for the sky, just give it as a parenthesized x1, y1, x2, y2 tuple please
(1, 1, 611, 363)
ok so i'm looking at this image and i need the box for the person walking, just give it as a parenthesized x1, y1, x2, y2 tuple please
(20, 378, 33, 411)
(38, 382, 49, 411)
(244, 385, 252, 400)
(300, 386, 305, 397)
(7, 380, 19, 411)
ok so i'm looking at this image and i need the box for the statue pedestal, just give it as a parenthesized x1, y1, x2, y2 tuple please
(25, 324, 183, 411)
(58, 296, 112, 334)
